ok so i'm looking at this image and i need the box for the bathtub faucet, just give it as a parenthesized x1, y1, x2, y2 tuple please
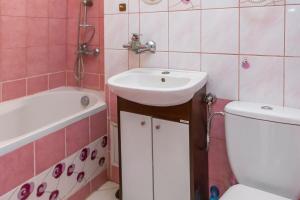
(78, 43, 100, 57)
(123, 33, 156, 54)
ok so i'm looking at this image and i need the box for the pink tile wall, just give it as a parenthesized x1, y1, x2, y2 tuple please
(0, 0, 68, 102)
(0, 0, 105, 103)
(0, 110, 108, 197)
(104, 0, 300, 194)
(66, 0, 105, 91)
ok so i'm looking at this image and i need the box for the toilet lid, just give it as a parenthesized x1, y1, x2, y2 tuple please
(220, 184, 291, 200)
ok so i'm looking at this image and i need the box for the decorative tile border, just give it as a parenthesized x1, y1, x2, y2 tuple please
(0, 136, 108, 200)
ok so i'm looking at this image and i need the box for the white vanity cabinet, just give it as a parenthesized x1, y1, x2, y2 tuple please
(120, 111, 190, 200)
(117, 87, 208, 200)
(120, 111, 153, 200)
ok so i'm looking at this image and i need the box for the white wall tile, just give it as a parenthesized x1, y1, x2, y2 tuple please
(105, 49, 129, 81)
(169, 10, 201, 52)
(240, 6, 285, 56)
(129, 0, 140, 13)
(169, 0, 201, 11)
(201, 54, 239, 100)
(202, 0, 238, 9)
(140, 52, 168, 68)
(129, 51, 140, 68)
(140, 0, 168, 12)
(285, 57, 300, 109)
(202, 8, 238, 54)
(104, 14, 129, 49)
(286, 0, 300, 4)
(169, 52, 201, 71)
(129, 13, 140, 39)
(140, 12, 169, 51)
(286, 5, 300, 57)
(104, 0, 300, 104)
(240, 56, 284, 105)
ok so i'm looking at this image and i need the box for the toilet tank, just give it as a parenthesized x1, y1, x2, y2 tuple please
(224, 101, 300, 200)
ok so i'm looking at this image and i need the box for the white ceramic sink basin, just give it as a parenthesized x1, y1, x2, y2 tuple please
(107, 68, 208, 107)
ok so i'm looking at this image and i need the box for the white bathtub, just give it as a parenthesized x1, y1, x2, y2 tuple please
(0, 87, 106, 156)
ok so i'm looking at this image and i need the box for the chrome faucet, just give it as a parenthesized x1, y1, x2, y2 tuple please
(123, 33, 156, 54)
(78, 43, 100, 57)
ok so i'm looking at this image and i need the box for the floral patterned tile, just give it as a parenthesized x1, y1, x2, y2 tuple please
(0, 136, 108, 200)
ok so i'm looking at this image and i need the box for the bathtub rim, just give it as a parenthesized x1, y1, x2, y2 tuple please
(0, 86, 107, 157)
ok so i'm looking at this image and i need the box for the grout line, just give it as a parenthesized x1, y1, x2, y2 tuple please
(238, 0, 241, 101)
(283, 0, 287, 106)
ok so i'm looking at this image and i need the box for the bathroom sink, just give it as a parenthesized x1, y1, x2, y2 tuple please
(107, 68, 208, 107)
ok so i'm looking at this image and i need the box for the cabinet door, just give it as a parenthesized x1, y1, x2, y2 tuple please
(120, 111, 153, 200)
(153, 118, 190, 200)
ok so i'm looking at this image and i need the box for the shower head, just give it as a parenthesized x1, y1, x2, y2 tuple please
(82, 0, 93, 7)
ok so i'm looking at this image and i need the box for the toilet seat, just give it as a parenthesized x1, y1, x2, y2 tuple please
(220, 184, 291, 200)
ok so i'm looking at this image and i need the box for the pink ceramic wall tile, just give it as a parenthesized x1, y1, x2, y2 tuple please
(0, 83, 2, 102)
(26, 0, 49, 17)
(35, 129, 66, 174)
(49, 0, 67, 18)
(99, 75, 105, 90)
(0, 48, 26, 81)
(67, 45, 77, 70)
(49, 72, 66, 89)
(66, 71, 79, 87)
(67, 19, 78, 45)
(87, 0, 100, 18)
(0, 143, 34, 196)
(27, 18, 49, 47)
(98, 0, 104, 18)
(2, 79, 26, 101)
(99, 18, 104, 49)
(84, 52, 102, 74)
(91, 170, 108, 192)
(26, 46, 49, 76)
(82, 73, 100, 90)
(0, 16, 27, 48)
(110, 165, 120, 184)
(0, 0, 27, 16)
(90, 110, 107, 142)
(67, 0, 81, 18)
(210, 99, 231, 140)
(68, 183, 91, 200)
(208, 138, 234, 186)
(87, 18, 100, 46)
(49, 45, 67, 72)
(66, 118, 90, 155)
(49, 19, 67, 46)
(99, 52, 104, 75)
(27, 75, 49, 95)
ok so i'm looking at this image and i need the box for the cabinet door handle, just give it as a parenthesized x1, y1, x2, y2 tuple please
(155, 125, 160, 130)
(141, 121, 146, 126)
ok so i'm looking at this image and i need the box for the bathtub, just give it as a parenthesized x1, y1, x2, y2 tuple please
(0, 87, 106, 156)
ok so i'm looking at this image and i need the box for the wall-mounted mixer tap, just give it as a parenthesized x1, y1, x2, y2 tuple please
(123, 33, 156, 54)
(78, 43, 100, 57)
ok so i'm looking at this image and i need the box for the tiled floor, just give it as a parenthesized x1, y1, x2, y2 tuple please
(86, 181, 119, 200)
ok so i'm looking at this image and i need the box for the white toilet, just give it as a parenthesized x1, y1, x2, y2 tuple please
(221, 101, 300, 200)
